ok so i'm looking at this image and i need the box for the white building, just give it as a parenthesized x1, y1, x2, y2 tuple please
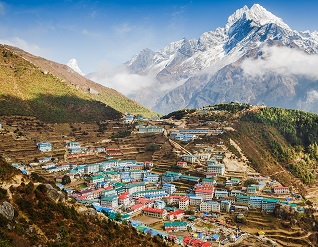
(200, 201, 220, 213)
(66, 142, 81, 154)
(189, 196, 203, 206)
(181, 154, 196, 163)
(207, 161, 225, 176)
(101, 195, 118, 209)
(179, 196, 189, 210)
(37, 142, 52, 152)
(124, 183, 146, 195)
(214, 190, 229, 199)
(162, 183, 176, 195)
(273, 186, 290, 194)
(84, 164, 100, 174)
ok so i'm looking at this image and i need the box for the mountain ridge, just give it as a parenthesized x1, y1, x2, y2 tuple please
(0, 45, 156, 121)
(121, 4, 318, 114)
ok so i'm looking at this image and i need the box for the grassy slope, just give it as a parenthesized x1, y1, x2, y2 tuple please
(0, 46, 123, 122)
(6, 45, 157, 118)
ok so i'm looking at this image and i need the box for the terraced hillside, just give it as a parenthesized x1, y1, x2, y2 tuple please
(242, 211, 315, 247)
(0, 45, 156, 122)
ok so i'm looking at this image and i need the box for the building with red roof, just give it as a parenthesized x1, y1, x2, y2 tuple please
(118, 192, 130, 206)
(143, 207, 167, 218)
(195, 188, 214, 200)
(167, 209, 184, 221)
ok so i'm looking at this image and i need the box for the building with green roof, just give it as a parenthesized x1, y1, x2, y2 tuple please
(164, 221, 187, 232)
(261, 198, 279, 212)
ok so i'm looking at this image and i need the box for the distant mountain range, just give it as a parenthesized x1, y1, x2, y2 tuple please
(0, 45, 155, 122)
(112, 4, 318, 114)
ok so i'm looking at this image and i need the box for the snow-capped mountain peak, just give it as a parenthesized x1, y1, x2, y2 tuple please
(226, 3, 290, 31)
(67, 59, 84, 75)
(90, 4, 318, 115)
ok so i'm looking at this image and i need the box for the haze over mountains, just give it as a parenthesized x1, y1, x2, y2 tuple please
(88, 4, 318, 114)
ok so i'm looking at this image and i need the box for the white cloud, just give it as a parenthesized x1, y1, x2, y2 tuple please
(241, 45, 318, 80)
(0, 2, 5, 15)
(82, 29, 101, 38)
(88, 61, 157, 96)
(114, 23, 134, 35)
(0, 37, 46, 56)
(306, 90, 318, 103)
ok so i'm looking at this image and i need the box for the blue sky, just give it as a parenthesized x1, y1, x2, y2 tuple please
(0, 0, 317, 74)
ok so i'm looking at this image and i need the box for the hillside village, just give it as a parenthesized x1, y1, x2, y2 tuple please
(0, 108, 315, 247)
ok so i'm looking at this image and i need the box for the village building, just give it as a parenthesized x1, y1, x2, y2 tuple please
(101, 195, 118, 208)
(166, 195, 189, 209)
(247, 185, 257, 194)
(162, 183, 177, 195)
(206, 160, 225, 175)
(170, 132, 197, 142)
(66, 141, 81, 154)
(37, 142, 52, 152)
(132, 189, 167, 200)
(249, 196, 263, 209)
(262, 198, 279, 212)
(214, 190, 229, 199)
(176, 161, 187, 168)
(202, 178, 216, 187)
(144, 161, 154, 169)
(90, 175, 104, 184)
(118, 192, 130, 207)
(220, 200, 232, 212)
(195, 188, 214, 201)
(143, 173, 160, 184)
(143, 207, 167, 219)
(179, 196, 189, 210)
(167, 209, 184, 221)
(180, 175, 200, 183)
(181, 154, 197, 163)
(138, 125, 164, 133)
(153, 200, 166, 209)
(273, 186, 290, 194)
(164, 221, 187, 232)
(84, 163, 100, 174)
(124, 183, 145, 195)
(189, 196, 203, 206)
(195, 152, 211, 161)
(235, 195, 250, 206)
(200, 200, 220, 213)
(162, 171, 182, 182)
(230, 190, 246, 197)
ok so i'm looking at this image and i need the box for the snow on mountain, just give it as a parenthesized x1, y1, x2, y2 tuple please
(67, 59, 84, 75)
(91, 4, 318, 114)
(225, 4, 291, 31)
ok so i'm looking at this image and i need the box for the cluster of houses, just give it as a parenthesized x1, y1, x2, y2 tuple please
(26, 138, 303, 246)
(15, 120, 299, 246)
(169, 128, 224, 142)
(45, 156, 301, 229)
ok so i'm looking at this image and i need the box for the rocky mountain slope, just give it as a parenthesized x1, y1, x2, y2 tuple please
(124, 4, 318, 114)
(0, 45, 155, 122)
